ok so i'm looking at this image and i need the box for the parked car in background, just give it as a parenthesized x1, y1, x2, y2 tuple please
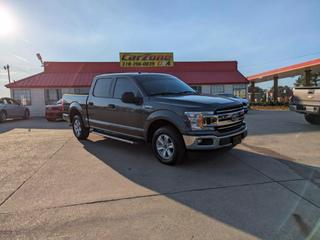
(214, 93, 249, 113)
(290, 86, 320, 124)
(45, 99, 64, 121)
(62, 73, 247, 165)
(0, 97, 30, 122)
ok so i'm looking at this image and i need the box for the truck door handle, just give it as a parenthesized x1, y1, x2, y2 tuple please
(107, 104, 116, 109)
(88, 102, 94, 106)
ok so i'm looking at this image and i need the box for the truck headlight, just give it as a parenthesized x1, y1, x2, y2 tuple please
(184, 112, 213, 130)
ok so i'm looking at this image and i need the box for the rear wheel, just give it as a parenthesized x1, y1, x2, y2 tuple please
(23, 109, 30, 119)
(0, 111, 6, 123)
(152, 126, 185, 165)
(72, 115, 89, 140)
(305, 114, 320, 125)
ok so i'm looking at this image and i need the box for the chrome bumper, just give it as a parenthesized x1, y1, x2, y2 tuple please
(62, 113, 70, 123)
(183, 127, 247, 150)
(289, 104, 320, 114)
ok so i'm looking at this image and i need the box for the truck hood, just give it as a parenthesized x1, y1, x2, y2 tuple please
(152, 95, 242, 110)
(228, 97, 248, 104)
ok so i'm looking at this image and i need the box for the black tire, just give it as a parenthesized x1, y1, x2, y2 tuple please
(46, 118, 55, 122)
(152, 126, 186, 165)
(305, 114, 320, 125)
(23, 109, 30, 119)
(0, 111, 6, 123)
(72, 115, 90, 140)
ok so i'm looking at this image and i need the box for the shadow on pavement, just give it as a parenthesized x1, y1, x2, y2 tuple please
(0, 117, 69, 134)
(82, 137, 320, 240)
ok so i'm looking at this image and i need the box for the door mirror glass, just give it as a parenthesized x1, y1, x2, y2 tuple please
(121, 92, 141, 104)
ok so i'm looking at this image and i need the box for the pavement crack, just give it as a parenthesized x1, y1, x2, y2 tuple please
(0, 179, 307, 215)
(0, 137, 72, 208)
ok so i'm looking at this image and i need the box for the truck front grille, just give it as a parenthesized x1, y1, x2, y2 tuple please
(202, 105, 245, 133)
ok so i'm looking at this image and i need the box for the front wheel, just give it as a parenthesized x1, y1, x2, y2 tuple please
(72, 115, 89, 140)
(305, 114, 320, 125)
(0, 111, 6, 123)
(152, 126, 186, 165)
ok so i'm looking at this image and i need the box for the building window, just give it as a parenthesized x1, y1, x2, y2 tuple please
(212, 85, 224, 94)
(45, 89, 62, 105)
(233, 84, 247, 98)
(191, 85, 202, 93)
(12, 89, 31, 106)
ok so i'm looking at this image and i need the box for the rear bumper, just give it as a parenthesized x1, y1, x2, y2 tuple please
(62, 113, 70, 123)
(183, 127, 247, 150)
(46, 111, 62, 119)
(289, 104, 320, 115)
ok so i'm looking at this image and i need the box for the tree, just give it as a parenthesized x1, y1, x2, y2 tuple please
(248, 85, 265, 102)
(294, 72, 320, 87)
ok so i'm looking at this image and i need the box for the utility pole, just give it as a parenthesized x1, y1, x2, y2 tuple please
(3, 64, 11, 83)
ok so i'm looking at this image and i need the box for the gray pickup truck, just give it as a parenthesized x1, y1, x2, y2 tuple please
(62, 73, 247, 165)
(290, 87, 320, 125)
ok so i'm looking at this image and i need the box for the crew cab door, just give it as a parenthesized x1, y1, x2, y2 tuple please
(86, 77, 116, 131)
(108, 77, 145, 139)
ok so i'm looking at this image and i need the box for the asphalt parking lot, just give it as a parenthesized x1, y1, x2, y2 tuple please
(0, 111, 320, 240)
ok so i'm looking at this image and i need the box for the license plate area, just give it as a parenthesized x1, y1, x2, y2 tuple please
(232, 135, 242, 145)
(306, 106, 317, 113)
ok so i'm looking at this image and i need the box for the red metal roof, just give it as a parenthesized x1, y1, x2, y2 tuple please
(6, 61, 248, 88)
(247, 58, 320, 82)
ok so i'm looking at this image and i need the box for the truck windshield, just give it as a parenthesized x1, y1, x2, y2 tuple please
(135, 75, 196, 96)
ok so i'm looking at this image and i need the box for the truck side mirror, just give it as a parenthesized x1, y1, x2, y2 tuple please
(121, 92, 141, 104)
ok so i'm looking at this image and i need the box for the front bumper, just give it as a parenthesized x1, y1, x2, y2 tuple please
(183, 127, 247, 150)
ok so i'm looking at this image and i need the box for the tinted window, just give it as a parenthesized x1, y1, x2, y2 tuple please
(113, 78, 139, 98)
(6, 99, 14, 104)
(93, 78, 113, 98)
(135, 74, 195, 96)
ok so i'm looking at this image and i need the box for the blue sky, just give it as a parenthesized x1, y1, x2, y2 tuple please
(0, 0, 320, 96)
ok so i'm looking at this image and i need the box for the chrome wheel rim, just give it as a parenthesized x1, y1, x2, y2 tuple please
(0, 112, 5, 121)
(73, 119, 82, 137)
(156, 134, 175, 161)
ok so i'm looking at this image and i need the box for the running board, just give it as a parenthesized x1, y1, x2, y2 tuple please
(91, 130, 141, 145)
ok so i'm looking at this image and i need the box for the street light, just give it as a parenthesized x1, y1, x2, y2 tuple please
(3, 64, 11, 83)
(36, 53, 44, 66)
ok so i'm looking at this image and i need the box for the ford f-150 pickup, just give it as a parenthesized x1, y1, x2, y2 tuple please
(62, 73, 247, 165)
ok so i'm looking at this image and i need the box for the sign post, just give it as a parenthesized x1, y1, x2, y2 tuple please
(120, 52, 174, 68)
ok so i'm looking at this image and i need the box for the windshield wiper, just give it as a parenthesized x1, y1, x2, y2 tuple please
(176, 90, 197, 95)
(150, 92, 179, 96)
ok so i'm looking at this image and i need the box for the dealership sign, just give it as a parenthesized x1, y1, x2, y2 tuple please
(120, 52, 174, 67)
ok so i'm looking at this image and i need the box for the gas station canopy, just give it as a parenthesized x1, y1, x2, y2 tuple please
(247, 58, 320, 83)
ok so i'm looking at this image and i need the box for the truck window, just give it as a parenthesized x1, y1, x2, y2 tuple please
(113, 77, 139, 99)
(93, 78, 113, 98)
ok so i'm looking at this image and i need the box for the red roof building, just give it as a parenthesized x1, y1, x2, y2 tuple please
(6, 61, 248, 116)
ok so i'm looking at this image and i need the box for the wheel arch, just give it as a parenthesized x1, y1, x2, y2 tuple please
(147, 119, 183, 143)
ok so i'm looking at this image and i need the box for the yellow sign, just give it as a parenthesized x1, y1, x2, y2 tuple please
(120, 52, 174, 67)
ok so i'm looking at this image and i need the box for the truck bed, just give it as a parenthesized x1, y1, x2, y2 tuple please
(292, 87, 320, 106)
(62, 94, 89, 122)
